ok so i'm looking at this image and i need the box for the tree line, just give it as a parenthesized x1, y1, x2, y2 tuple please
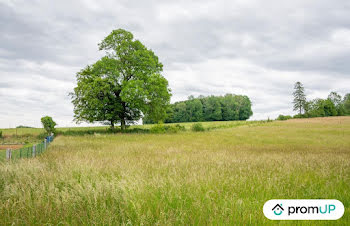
(143, 94, 253, 124)
(287, 81, 350, 119)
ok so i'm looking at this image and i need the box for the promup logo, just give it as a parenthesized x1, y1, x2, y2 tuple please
(272, 204, 284, 215)
(263, 199, 344, 220)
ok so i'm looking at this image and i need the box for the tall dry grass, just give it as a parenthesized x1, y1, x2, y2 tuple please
(0, 117, 349, 225)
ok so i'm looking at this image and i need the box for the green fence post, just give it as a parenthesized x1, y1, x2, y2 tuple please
(20, 148, 22, 158)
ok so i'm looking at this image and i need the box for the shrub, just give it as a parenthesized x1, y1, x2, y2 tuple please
(150, 124, 167, 133)
(293, 114, 307, 119)
(37, 133, 48, 140)
(41, 116, 57, 135)
(0, 130, 2, 138)
(277, 115, 292, 120)
(174, 124, 186, 131)
(150, 124, 185, 134)
(191, 123, 205, 132)
(166, 126, 180, 133)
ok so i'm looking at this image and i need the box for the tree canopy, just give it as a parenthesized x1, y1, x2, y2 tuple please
(143, 94, 253, 124)
(70, 29, 171, 130)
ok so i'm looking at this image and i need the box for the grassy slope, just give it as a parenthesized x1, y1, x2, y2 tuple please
(0, 117, 349, 225)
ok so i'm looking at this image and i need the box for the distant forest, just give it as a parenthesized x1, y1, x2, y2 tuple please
(143, 94, 253, 124)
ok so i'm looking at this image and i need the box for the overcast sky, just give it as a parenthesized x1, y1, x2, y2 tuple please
(1, 0, 350, 128)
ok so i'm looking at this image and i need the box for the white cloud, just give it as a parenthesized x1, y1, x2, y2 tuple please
(1, 0, 350, 127)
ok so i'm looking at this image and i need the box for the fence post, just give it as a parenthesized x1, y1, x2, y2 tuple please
(6, 149, 12, 160)
(32, 145, 36, 157)
(44, 139, 47, 149)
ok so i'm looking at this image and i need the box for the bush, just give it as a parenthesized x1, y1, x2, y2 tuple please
(0, 130, 2, 138)
(41, 116, 57, 135)
(174, 124, 186, 131)
(150, 124, 185, 134)
(191, 123, 205, 132)
(277, 115, 293, 120)
(293, 114, 307, 119)
(150, 124, 167, 133)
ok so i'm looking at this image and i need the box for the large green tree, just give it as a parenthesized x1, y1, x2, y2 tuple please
(293, 81, 306, 115)
(71, 29, 171, 130)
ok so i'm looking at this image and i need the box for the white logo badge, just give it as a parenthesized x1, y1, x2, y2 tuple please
(263, 199, 344, 220)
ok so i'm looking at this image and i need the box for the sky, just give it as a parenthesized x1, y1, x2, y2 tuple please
(0, 0, 350, 128)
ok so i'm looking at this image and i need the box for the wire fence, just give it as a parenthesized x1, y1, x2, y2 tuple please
(0, 135, 54, 162)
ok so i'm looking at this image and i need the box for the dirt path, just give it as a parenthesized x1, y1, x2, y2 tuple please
(0, 144, 24, 150)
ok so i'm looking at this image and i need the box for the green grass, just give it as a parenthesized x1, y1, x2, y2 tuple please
(0, 117, 349, 225)
(1, 120, 267, 140)
(0, 127, 44, 136)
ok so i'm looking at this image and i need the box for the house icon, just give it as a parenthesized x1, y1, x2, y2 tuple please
(272, 204, 284, 215)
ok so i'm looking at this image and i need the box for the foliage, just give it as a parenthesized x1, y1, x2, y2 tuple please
(292, 81, 306, 115)
(276, 115, 292, 120)
(144, 94, 253, 124)
(293, 114, 306, 119)
(191, 123, 205, 132)
(149, 124, 185, 134)
(328, 91, 345, 116)
(16, 125, 34, 128)
(40, 116, 57, 135)
(70, 29, 171, 130)
(174, 124, 186, 131)
(291, 85, 349, 118)
(303, 96, 338, 118)
(343, 93, 350, 115)
(0, 130, 2, 138)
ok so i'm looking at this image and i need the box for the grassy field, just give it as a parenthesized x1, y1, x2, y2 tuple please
(0, 117, 349, 224)
(0, 120, 268, 136)
(0, 120, 267, 146)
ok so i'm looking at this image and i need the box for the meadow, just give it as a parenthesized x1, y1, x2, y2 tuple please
(0, 117, 349, 225)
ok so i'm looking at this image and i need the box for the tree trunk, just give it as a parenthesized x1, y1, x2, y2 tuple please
(121, 118, 126, 131)
(120, 101, 126, 131)
(111, 121, 115, 130)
